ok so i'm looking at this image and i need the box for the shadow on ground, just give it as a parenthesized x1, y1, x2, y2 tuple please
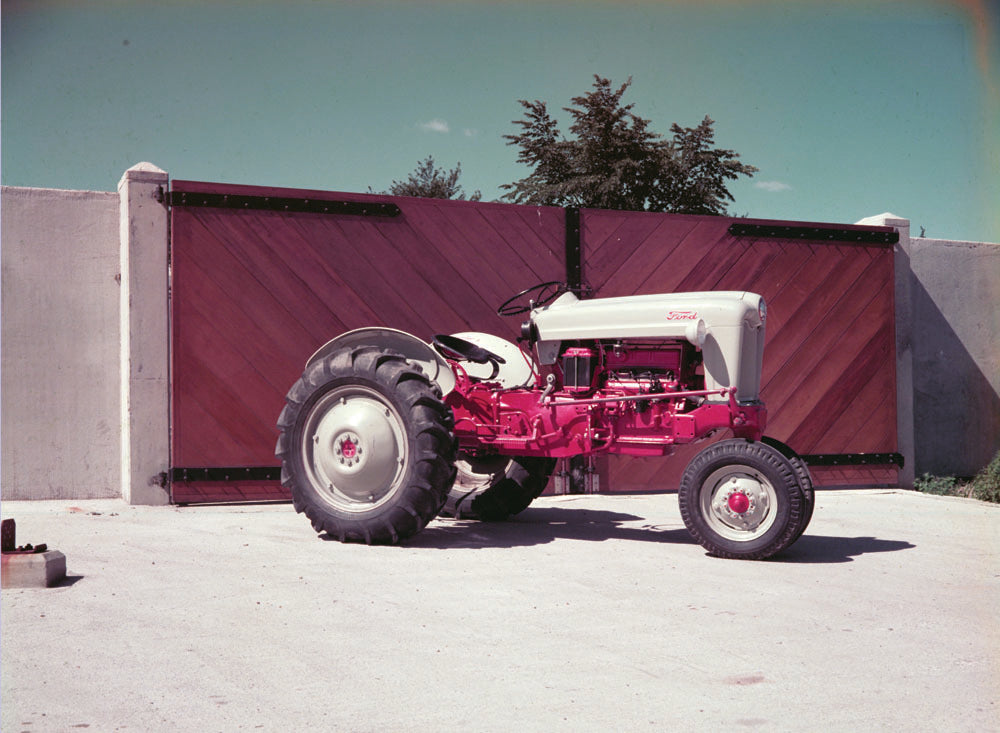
(778, 534, 916, 564)
(401, 506, 695, 550)
(55, 575, 86, 587)
(396, 506, 917, 563)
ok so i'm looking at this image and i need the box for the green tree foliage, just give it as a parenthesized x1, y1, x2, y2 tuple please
(970, 450, 1000, 503)
(387, 156, 481, 201)
(501, 76, 757, 214)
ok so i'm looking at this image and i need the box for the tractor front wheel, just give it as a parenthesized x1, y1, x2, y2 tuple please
(679, 439, 807, 560)
(276, 346, 456, 543)
(761, 436, 815, 543)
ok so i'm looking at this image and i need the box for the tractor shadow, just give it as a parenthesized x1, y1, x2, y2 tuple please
(406, 506, 916, 563)
(406, 506, 696, 550)
(776, 534, 915, 564)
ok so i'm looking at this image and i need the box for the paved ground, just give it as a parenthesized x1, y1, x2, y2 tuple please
(2, 490, 998, 732)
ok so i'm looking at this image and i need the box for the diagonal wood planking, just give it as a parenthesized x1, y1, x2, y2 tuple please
(170, 181, 563, 502)
(171, 181, 898, 502)
(579, 209, 898, 490)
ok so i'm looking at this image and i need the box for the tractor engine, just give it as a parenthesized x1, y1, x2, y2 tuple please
(444, 290, 768, 459)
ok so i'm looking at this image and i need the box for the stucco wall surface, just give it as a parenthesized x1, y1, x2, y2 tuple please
(907, 237, 1000, 477)
(2, 186, 122, 499)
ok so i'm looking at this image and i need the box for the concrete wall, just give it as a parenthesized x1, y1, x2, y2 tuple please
(907, 236, 1000, 477)
(2, 187, 122, 499)
(118, 164, 171, 505)
(859, 213, 1000, 483)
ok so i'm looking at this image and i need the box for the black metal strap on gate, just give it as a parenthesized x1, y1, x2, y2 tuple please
(171, 466, 282, 482)
(801, 453, 904, 468)
(729, 222, 898, 244)
(565, 206, 586, 297)
(167, 190, 400, 218)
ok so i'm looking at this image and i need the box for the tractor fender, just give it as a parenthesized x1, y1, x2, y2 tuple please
(306, 327, 457, 395)
(447, 331, 536, 389)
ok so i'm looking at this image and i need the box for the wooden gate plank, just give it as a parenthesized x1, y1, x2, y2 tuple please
(582, 212, 679, 291)
(766, 283, 891, 450)
(603, 219, 715, 295)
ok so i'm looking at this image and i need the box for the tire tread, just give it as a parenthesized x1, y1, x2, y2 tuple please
(275, 346, 456, 544)
(679, 439, 806, 560)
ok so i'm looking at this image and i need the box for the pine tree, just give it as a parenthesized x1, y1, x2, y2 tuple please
(501, 76, 756, 214)
(387, 157, 481, 201)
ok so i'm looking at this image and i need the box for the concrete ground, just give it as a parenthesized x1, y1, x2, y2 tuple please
(2, 490, 998, 732)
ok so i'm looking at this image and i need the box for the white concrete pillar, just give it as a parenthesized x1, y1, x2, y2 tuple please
(119, 163, 171, 504)
(856, 213, 915, 489)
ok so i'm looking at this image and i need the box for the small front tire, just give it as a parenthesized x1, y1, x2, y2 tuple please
(679, 439, 806, 560)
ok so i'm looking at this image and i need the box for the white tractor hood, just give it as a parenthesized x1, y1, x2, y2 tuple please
(531, 290, 767, 402)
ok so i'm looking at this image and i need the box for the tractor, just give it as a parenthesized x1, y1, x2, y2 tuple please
(276, 281, 814, 559)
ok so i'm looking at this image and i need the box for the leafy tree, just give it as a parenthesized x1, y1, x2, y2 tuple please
(386, 156, 481, 201)
(501, 76, 756, 215)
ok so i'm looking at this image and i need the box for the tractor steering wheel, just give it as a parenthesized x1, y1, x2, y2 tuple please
(496, 280, 567, 316)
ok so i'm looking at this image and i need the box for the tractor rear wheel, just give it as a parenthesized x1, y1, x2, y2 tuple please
(443, 453, 556, 520)
(679, 439, 807, 560)
(276, 346, 456, 543)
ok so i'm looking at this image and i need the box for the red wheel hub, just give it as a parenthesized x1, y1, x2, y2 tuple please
(341, 438, 357, 459)
(727, 491, 751, 514)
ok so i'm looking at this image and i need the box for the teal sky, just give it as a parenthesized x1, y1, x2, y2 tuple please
(3, 0, 998, 242)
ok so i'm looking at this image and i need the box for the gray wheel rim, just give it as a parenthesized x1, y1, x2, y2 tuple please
(301, 385, 408, 513)
(699, 464, 777, 542)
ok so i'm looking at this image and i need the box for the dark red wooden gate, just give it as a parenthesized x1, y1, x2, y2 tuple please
(169, 180, 564, 502)
(169, 180, 900, 503)
(577, 210, 900, 490)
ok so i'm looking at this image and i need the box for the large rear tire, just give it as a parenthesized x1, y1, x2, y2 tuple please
(276, 346, 456, 543)
(679, 439, 807, 560)
(443, 453, 556, 520)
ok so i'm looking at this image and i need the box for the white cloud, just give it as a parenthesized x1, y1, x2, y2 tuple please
(420, 118, 450, 133)
(463, 128, 478, 138)
(755, 180, 792, 193)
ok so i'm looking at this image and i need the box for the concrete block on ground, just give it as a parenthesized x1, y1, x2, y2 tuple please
(1, 551, 67, 588)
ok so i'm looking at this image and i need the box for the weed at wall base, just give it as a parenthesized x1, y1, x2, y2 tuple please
(914, 450, 1000, 504)
(968, 451, 1000, 504)
(914, 473, 964, 496)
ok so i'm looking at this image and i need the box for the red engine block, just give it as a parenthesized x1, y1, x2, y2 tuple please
(444, 359, 765, 459)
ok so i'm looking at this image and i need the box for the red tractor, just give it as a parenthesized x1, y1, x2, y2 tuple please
(277, 282, 814, 559)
